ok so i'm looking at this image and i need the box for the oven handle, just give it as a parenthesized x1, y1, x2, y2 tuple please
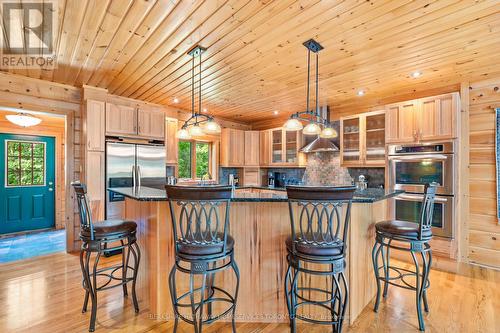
(389, 154, 449, 161)
(397, 193, 449, 203)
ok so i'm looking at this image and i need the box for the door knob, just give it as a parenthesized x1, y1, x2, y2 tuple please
(48, 181, 53, 185)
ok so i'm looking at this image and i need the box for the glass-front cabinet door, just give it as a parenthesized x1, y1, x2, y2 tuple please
(341, 117, 361, 165)
(285, 131, 298, 163)
(271, 129, 283, 164)
(365, 112, 385, 164)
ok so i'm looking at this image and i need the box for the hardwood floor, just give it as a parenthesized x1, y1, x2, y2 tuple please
(0, 252, 498, 333)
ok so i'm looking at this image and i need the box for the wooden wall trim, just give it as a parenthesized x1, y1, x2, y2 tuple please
(458, 81, 470, 262)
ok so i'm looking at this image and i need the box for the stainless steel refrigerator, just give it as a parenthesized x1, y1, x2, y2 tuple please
(106, 140, 166, 219)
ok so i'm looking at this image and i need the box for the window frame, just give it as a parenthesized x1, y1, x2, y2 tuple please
(5, 139, 47, 188)
(178, 139, 212, 180)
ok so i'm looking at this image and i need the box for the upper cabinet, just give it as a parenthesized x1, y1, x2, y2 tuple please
(340, 110, 385, 167)
(244, 131, 260, 166)
(220, 128, 245, 167)
(263, 127, 303, 166)
(137, 109, 166, 140)
(165, 117, 178, 165)
(106, 103, 137, 136)
(85, 100, 105, 152)
(105, 103, 165, 140)
(385, 92, 458, 144)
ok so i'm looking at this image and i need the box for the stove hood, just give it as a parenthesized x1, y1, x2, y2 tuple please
(300, 137, 339, 153)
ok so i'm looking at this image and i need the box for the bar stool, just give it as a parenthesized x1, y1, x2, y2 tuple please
(72, 182, 141, 332)
(165, 185, 239, 333)
(372, 184, 436, 331)
(285, 185, 356, 333)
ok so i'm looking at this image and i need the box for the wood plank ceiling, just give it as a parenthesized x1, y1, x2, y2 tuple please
(1, 0, 499, 125)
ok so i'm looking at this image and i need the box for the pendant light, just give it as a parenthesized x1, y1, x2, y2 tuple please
(283, 39, 337, 139)
(176, 45, 221, 138)
(6, 113, 42, 127)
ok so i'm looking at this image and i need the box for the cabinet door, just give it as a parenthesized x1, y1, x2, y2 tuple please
(244, 131, 260, 166)
(231, 129, 245, 166)
(138, 109, 165, 139)
(284, 130, 299, 164)
(106, 103, 137, 136)
(271, 129, 283, 164)
(341, 117, 362, 165)
(259, 130, 270, 166)
(86, 151, 105, 221)
(165, 118, 178, 164)
(86, 100, 105, 151)
(385, 101, 417, 143)
(419, 93, 457, 141)
(365, 112, 385, 165)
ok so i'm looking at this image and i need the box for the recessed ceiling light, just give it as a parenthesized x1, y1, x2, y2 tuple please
(357, 90, 365, 96)
(173, 97, 179, 103)
(411, 71, 422, 78)
(202, 108, 208, 113)
(273, 110, 279, 115)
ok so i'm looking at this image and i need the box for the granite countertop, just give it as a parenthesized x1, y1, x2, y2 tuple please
(108, 186, 403, 203)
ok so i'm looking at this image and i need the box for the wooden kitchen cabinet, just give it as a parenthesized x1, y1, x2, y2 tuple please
(340, 110, 385, 167)
(137, 108, 165, 140)
(259, 130, 270, 166)
(385, 92, 458, 144)
(165, 117, 178, 164)
(105, 103, 137, 136)
(264, 127, 302, 166)
(85, 99, 105, 152)
(220, 128, 245, 167)
(85, 151, 105, 220)
(244, 131, 260, 166)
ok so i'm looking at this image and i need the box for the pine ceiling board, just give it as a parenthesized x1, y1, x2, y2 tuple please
(74, 0, 134, 85)
(189, 0, 494, 107)
(95, 0, 180, 88)
(109, 0, 219, 96)
(41, 0, 66, 81)
(52, 0, 90, 83)
(183, 4, 500, 120)
(85, 0, 159, 86)
(137, 0, 304, 102)
(62, 0, 111, 85)
(130, 0, 262, 101)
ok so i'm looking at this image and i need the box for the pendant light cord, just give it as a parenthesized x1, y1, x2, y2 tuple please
(199, 49, 202, 116)
(191, 53, 195, 118)
(306, 48, 311, 118)
(315, 52, 319, 121)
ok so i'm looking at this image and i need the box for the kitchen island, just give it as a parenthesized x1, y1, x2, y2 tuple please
(108, 186, 402, 326)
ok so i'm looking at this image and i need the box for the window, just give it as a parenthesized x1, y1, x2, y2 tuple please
(6, 140, 45, 186)
(178, 140, 211, 179)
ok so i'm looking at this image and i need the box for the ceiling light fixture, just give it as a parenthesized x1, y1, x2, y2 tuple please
(282, 39, 337, 139)
(411, 71, 422, 78)
(357, 90, 365, 96)
(273, 110, 279, 115)
(176, 45, 221, 139)
(6, 113, 42, 127)
(173, 97, 179, 104)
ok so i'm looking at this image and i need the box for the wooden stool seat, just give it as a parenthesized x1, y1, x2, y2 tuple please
(375, 220, 433, 240)
(80, 220, 137, 239)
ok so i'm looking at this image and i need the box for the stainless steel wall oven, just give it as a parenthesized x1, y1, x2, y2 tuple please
(388, 142, 455, 238)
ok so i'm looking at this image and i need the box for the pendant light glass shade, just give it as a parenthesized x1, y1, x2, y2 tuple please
(302, 122, 321, 135)
(202, 119, 221, 134)
(320, 127, 338, 138)
(176, 128, 191, 139)
(6, 113, 41, 127)
(188, 124, 204, 137)
(283, 118, 303, 131)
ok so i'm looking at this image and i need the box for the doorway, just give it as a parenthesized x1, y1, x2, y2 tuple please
(0, 134, 56, 234)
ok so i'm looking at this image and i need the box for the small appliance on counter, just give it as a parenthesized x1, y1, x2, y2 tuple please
(356, 175, 368, 190)
(268, 172, 275, 188)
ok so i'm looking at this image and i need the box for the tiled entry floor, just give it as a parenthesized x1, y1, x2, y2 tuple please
(0, 229, 65, 263)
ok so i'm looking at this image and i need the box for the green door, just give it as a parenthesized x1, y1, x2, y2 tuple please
(0, 134, 55, 234)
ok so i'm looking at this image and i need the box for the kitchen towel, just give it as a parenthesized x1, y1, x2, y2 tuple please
(496, 108, 500, 224)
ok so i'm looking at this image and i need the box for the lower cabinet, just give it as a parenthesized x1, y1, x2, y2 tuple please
(85, 151, 105, 221)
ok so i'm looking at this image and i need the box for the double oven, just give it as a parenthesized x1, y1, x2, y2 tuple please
(388, 142, 454, 238)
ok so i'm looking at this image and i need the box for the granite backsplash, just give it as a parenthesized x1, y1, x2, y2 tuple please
(347, 168, 385, 188)
(302, 152, 353, 186)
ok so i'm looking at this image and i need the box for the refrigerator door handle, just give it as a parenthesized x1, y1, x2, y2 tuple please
(132, 165, 136, 188)
(137, 165, 142, 188)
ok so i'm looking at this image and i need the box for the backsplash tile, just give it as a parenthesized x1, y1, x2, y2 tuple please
(219, 167, 241, 185)
(302, 152, 353, 186)
(348, 168, 385, 188)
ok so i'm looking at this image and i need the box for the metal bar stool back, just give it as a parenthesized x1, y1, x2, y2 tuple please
(165, 185, 239, 333)
(372, 183, 437, 331)
(285, 185, 356, 333)
(72, 182, 140, 332)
